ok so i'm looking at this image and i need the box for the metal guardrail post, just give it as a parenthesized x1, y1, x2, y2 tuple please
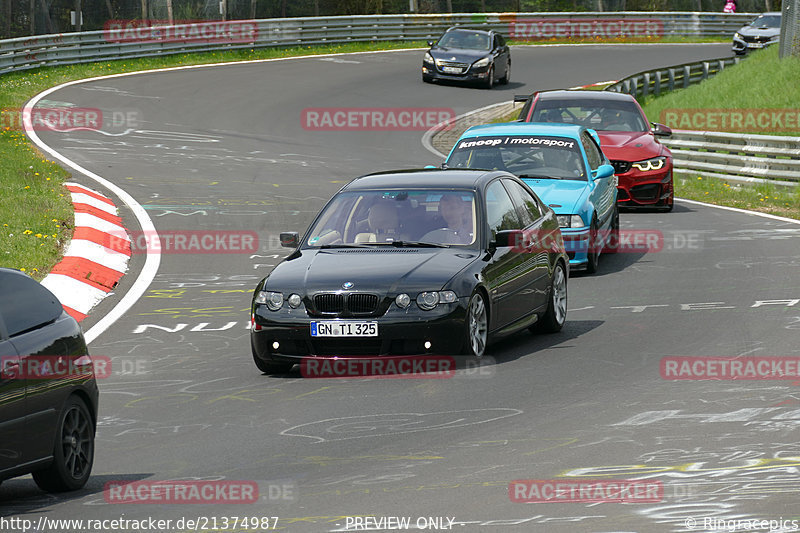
(702, 61, 709, 80)
(667, 68, 675, 91)
(683, 65, 691, 88)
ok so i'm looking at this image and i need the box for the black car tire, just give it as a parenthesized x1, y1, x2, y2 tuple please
(484, 66, 494, 89)
(252, 340, 294, 374)
(586, 219, 600, 274)
(499, 61, 510, 84)
(603, 207, 620, 254)
(32, 395, 94, 492)
(463, 291, 488, 358)
(532, 261, 567, 334)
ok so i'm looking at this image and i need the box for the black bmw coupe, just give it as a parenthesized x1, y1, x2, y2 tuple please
(250, 169, 568, 374)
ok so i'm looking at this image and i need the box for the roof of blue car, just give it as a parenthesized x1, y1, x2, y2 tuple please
(459, 121, 583, 139)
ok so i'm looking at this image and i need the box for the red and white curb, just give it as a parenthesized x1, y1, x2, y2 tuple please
(41, 182, 130, 322)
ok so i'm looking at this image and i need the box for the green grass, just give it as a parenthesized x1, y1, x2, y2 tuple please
(641, 46, 800, 135)
(675, 174, 800, 220)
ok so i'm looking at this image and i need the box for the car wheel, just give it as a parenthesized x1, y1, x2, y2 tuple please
(603, 207, 620, 254)
(463, 291, 488, 357)
(32, 396, 94, 492)
(252, 340, 294, 374)
(484, 66, 494, 89)
(586, 219, 600, 274)
(533, 262, 567, 334)
(499, 61, 510, 84)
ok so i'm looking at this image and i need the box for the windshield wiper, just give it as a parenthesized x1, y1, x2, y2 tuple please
(518, 174, 563, 180)
(318, 243, 371, 249)
(387, 240, 449, 248)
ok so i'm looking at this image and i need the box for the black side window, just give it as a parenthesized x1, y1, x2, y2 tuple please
(486, 181, 522, 239)
(497, 35, 506, 47)
(492, 36, 500, 49)
(581, 131, 603, 170)
(503, 179, 542, 228)
(0, 270, 63, 337)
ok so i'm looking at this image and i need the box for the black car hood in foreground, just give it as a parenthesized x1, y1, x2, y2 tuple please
(266, 247, 479, 294)
(428, 47, 489, 64)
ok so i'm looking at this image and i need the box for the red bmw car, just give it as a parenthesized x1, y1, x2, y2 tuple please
(518, 90, 674, 211)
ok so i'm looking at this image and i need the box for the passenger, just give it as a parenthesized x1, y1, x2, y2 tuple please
(439, 194, 474, 244)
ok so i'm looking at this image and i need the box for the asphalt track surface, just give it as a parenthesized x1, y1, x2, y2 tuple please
(4, 44, 800, 532)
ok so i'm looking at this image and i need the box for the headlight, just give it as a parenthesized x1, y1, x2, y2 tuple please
(255, 290, 284, 311)
(473, 57, 490, 68)
(734, 32, 741, 39)
(416, 290, 457, 310)
(556, 215, 585, 229)
(631, 156, 667, 172)
(424, 52, 434, 63)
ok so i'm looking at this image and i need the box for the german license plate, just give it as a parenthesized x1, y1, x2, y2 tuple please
(747, 42, 764, 48)
(442, 67, 462, 74)
(311, 321, 378, 337)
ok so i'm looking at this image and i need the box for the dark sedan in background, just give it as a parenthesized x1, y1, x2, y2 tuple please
(422, 27, 511, 89)
(0, 267, 98, 492)
(250, 169, 568, 374)
(733, 12, 781, 55)
(518, 90, 674, 211)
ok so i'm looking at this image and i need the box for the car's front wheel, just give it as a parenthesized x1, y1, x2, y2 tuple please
(603, 207, 620, 254)
(484, 66, 494, 89)
(499, 61, 510, 84)
(33, 395, 94, 492)
(463, 291, 488, 357)
(586, 219, 601, 274)
(533, 261, 567, 333)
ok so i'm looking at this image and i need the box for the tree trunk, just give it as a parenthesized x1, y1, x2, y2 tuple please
(446, 0, 452, 13)
(75, 0, 81, 31)
(105, 0, 113, 18)
(314, 0, 319, 16)
(40, 0, 54, 33)
(166, 0, 173, 23)
(30, 0, 36, 35)
(4, 0, 11, 39)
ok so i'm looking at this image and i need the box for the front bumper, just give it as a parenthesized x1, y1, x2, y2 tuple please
(732, 36, 777, 54)
(561, 227, 592, 270)
(251, 299, 468, 361)
(615, 167, 673, 208)
(422, 63, 491, 83)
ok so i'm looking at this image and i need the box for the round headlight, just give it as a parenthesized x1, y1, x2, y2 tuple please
(287, 293, 302, 309)
(395, 293, 411, 308)
(417, 291, 440, 310)
(266, 292, 284, 311)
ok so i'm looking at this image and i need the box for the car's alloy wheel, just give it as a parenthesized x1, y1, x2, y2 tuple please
(500, 61, 510, 84)
(33, 396, 94, 492)
(484, 66, 494, 89)
(534, 262, 568, 333)
(464, 292, 488, 357)
(586, 219, 601, 274)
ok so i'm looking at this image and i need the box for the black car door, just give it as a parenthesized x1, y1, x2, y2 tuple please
(483, 179, 531, 329)
(495, 34, 509, 74)
(502, 178, 551, 312)
(0, 305, 26, 473)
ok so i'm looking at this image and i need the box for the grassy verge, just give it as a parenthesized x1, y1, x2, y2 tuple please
(640, 46, 800, 134)
(675, 174, 800, 220)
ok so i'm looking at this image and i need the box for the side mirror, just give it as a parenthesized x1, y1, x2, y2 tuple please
(651, 122, 672, 137)
(427, 40, 435, 47)
(592, 164, 615, 180)
(492, 229, 523, 248)
(280, 231, 299, 248)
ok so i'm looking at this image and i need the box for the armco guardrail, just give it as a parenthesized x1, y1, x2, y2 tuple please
(605, 56, 742, 98)
(0, 12, 754, 76)
(662, 130, 800, 185)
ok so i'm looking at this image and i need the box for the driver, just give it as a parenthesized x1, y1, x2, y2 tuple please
(439, 194, 474, 244)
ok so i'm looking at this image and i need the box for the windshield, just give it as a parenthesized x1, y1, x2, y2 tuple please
(750, 15, 781, 28)
(306, 189, 478, 247)
(531, 99, 648, 132)
(446, 135, 588, 181)
(437, 31, 491, 51)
